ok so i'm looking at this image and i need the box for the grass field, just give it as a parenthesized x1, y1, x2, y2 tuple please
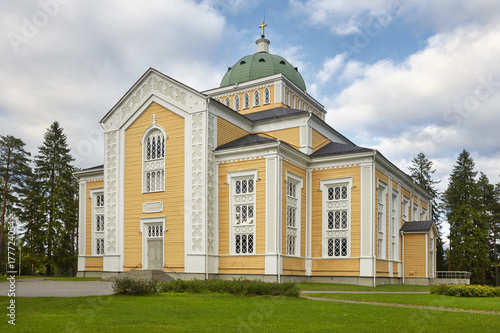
(1, 293, 499, 332)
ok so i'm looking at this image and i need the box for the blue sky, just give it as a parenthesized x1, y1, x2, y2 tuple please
(1, 0, 500, 239)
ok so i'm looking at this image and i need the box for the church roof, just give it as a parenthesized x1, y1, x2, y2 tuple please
(243, 107, 308, 122)
(220, 39, 307, 91)
(400, 221, 435, 233)
(310, 142, 372, 157)
(216, 134, 275, 150)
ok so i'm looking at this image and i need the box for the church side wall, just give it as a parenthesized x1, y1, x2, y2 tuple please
(310, 165, 361, 276)
(404, 234, 426, 277)
(85, 179, 104, 271)
(265, 128, 301, 150)
(217, 157, 267, 274)
(311, 129, 330, 153)
(217, 117, 249, 146)
(123, 102, 185, 272)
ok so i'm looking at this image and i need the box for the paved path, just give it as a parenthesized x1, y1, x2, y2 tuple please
(302, 295, 500, 316)
(0, 278, 114, 297)
(301, 290, 430, 294)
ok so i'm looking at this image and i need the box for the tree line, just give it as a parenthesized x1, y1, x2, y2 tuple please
(1, 122, 77, 276)
(409, 151, 500, 286)
(1, 124, 499, 284)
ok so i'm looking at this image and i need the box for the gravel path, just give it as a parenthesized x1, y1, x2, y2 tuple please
(0, 278, 114, 297)
(303, 295, 500, 316)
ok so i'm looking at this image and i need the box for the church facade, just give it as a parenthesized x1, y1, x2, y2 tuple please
(75, 29, 437, 286)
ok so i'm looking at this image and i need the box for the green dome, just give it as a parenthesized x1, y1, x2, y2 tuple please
(220, 51, 307, 91)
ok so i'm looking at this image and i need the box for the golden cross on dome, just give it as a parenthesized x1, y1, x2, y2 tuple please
(259, 19, 267, 37)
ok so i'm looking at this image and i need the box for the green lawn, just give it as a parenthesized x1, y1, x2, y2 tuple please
(298, 282, 431, 292)
(1, 294, 498, 332)
(305, 293, 500, 312)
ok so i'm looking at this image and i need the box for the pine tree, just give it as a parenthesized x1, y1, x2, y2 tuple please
(0, 135, 31, 274)
(476, 173, 496, 285)
(408, 152, 446, 270)
(443, 149, 485, 283)
(18, 170, 46, 275)
(33, 122, 76, 276)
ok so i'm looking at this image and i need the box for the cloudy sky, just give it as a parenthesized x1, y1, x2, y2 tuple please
(1, 1, 499, 204)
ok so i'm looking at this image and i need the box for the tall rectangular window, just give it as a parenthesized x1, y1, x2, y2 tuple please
(286, 174, 302, 256)
(377, 183, 387, 259)
(390, 191, 399, 260)
(322, 179, 351, 258)
(93, 192, 105, 256)
(402, 197, 409, 222)
(229, 171, 257, 255)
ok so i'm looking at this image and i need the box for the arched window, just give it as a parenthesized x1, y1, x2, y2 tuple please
(264, 87, 270, 104)
(296, 97, 299, 109)
(253, 90, 260, 106)
(143, 128, 165, 192)
(234, 95, 240, 111)
(243, 92, 250, 109)
(225, 97, 230, 108)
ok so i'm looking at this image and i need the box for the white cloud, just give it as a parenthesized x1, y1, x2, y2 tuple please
(322, 22, 500, 187)
(0, 0, 230, 168)
(316, 54, 346, 85)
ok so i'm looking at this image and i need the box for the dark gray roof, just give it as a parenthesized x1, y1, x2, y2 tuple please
(243, 107, 308, 122)
(216, 134, 275, 150)
(79, 164, 104, 172)
(400, 221, 434, 233)
(310, 142, 372, 157)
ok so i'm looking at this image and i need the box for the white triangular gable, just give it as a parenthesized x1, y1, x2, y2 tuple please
(100, 68, 207, 132)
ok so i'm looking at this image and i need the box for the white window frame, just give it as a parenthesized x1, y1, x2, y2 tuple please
(421, 207, 427, 221)
(243, 92, 250, 109)
(321, 177, 352, 258)
(90, 189, 105, 256)
(390, 190, 400, 260)
(253, 90, 260, 106)
(234, 95, 240, 111)
(413, 202, 419, 221)
(429, 232, 435, 278)
(285, 172, 303, 257)
(402, 196, 410, 222)
(286, 90, 290, 106)
(227, 169, 258, 255)
(224, 97, 230, 108)
(141, 125, 167, 193)
(377, 182, 387, 259)
(263, 87, 270, 105)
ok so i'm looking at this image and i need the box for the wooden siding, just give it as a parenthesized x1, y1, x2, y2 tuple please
(312, 129, 330, 153)
(85, 257, 103, 271)
(311, 165, 361, 275)
(283, 257, 306, 275)
(393, 261, 399, 275)
(312, 259, 360, 276)
(217, 117, 249, 146)
(264, 128, 301, 149)
(123, 102, 185, 272)
(404, 234, 426, 277)
(376, 260, 389, 277)
(215, 85, 279, 115)
(218, 256, 265, 274)
(85, 180, 104, 256)
(218, 158, 267, 273)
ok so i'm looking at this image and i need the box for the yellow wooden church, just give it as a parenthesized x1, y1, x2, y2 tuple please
(75, 25, 437, 286)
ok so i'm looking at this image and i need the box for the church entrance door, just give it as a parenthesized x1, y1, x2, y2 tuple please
(147, 239, 163, 270)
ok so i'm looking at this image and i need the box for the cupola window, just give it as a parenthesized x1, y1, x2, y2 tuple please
(253, 90, 260, 106)
(243, 92, 250, 109)
(234, 95, 240, 111)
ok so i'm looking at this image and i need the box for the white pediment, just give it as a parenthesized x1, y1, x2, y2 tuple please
(100, 68, 207, 132)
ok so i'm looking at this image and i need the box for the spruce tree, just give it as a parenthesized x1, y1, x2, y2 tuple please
(443, 149, 484, 283)
(0, 135, 31, 274)
(408, 152, 446, 270)
(33, 122, 76, 276)
(476, 173, 496, 285)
